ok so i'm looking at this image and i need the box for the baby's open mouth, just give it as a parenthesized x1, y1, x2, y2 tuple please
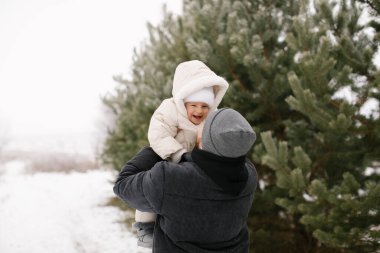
(193, 115, 202, 120)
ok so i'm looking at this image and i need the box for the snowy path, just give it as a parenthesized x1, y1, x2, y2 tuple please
(0, 160, 151, 253)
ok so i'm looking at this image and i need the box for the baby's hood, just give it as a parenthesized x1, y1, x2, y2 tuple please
(172, 60, 229, 117)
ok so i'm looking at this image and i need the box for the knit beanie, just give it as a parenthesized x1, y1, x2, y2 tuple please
(184, 86, 214, 108)
(202, 108, 256, 158)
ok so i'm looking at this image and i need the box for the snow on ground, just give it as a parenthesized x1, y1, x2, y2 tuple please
(0, 160, 151, 253)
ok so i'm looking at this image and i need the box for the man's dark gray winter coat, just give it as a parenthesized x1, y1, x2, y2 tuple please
(113, 147, 258, 252)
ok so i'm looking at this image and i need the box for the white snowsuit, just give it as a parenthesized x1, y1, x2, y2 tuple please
(135, 60, 229, 223)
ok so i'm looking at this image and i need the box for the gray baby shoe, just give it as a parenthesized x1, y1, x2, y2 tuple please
(132, 222, 155, 248)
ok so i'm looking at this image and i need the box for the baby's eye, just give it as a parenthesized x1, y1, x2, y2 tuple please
(202, 106, 209, 109)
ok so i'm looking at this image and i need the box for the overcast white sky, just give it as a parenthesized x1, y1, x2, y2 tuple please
(0, 0, 182, 141)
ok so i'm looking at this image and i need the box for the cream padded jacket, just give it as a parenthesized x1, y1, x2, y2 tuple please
(148, 60, 229, 162)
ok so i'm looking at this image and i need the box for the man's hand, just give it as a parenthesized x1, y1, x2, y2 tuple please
(179, 152, 191, 163)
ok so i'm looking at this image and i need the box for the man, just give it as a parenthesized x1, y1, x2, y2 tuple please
(113, 108, 258, 252)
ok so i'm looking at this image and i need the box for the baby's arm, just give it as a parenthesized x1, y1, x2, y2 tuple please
(148, 99, 187, 162)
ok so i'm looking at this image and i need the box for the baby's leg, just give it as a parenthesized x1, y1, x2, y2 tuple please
(133, 210, 156, 248)
(135, 210, 157, 222)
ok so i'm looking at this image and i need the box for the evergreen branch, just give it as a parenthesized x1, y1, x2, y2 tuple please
(229, 67, 248, 91)
(310, 151, 332, 180)
(357, 0, 380, 15)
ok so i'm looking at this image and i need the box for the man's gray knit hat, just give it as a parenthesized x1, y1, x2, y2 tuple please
(202, 108, 256, 157)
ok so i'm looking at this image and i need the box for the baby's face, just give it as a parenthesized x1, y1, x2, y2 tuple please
(185, 102, 210, 125)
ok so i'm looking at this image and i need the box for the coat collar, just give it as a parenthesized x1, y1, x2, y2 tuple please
(190, 148, 248, 195)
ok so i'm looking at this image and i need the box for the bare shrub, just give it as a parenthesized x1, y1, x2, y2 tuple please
(0, 150, 26, 164)
(25, 152, 99, 174)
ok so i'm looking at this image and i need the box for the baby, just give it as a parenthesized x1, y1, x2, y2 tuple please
(133, 60, 229, 248)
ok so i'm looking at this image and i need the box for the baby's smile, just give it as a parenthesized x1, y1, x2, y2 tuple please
(190, 114, 205, 124)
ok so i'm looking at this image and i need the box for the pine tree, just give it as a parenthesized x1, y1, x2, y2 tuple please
(258, 1, 380, 251)
(102, 0, 380, 252)
(356, 0, 380, 16)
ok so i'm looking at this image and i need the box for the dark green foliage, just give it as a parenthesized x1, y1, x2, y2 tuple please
(102, 0, 380, 252)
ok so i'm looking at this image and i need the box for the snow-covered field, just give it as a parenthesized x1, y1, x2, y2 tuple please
(0, 159, 151, 253)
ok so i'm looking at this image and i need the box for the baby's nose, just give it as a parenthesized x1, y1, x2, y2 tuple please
(195, 107, 203, 113)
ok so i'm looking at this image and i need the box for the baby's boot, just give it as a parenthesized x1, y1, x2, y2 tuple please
(132, 222, 155, 248)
